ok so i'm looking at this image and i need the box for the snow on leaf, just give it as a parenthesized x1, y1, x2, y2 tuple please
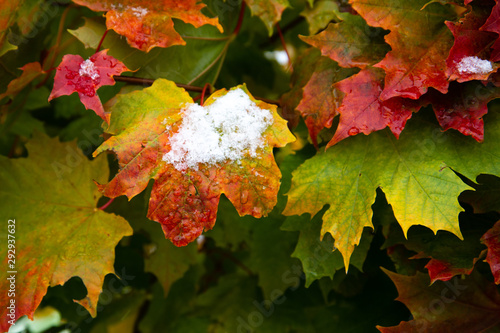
(446, 4, 498, 82)
(284, 111, 500, 268)
(456, 56, 493, 74)
(0, 133, 132, 332)
(378, 269, 500, 332)
(423, 81, 500, 142)
(245, 0, 291, 36)
(350, 0, 458, 100)
(48, 50, 129, 123)
(72, 0, 223, 52)
(93, 79, 295, 247)
(162, 88, 273, 170)
(327, 67, 420, 147)
(0, 62, 45, 101)
(300, 14, 390, 69)
(481, 219, 500, 284)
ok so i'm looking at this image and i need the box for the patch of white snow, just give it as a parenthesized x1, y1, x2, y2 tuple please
(456, 56, 493, 74)
(129, 6, 148, 19)
(79, 59, 99, 80)
(162, 88, 273, 170)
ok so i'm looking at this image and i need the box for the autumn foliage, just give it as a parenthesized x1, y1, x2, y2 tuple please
(1, 0, 500, 332)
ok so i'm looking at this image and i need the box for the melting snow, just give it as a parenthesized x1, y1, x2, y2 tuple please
(456, 56, 493, 74)
(163, 88, 273, 170)
(79, 59, 99, 80)
(130, 6, 148, 19)
(110, 4, 148, 19)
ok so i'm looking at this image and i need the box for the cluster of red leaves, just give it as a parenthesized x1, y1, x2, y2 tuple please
(297, 0, 500, 147)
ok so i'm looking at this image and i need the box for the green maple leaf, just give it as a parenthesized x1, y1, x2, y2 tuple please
(0, 133, 132, 332)
(245, 0, 291, 36)
(284, 111, 500, 268)
(94, 79, 295, 248)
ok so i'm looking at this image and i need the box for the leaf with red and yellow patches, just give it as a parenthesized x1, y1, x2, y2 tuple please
(300, 14, 390, 69)
(481, 0, 500, 61)
(245, 0, 291, 36)
(378, 269, 500, 332)
(350, 0, 458, 100)
(0, 62, 45, 101)
(94, 79, 295, 246)
(296, 56, 356, 147)
(422, 81, 500, 142)
(446, 3, 498, 82)
(48, 50, 129, 123)
(0, 133, 132, 332)
(481, 219, 500, 284)
(72, 0, 223, 52)
(327, 67, 420, 147)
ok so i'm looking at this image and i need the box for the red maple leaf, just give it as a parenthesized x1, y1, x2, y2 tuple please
(327, 67, 420, 147)
(481, 0, 500, 61)
(48, 50, 129, 123)
(481, 219, 500, 284)
(446, 4, 498, 82)
(423, 81, 500, 142)
(414, 255, 478, 284)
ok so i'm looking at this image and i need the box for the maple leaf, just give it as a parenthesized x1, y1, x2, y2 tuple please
(245, 0, 291, 36)
(48, 50, 129, 123)
(282, 213, 372, 285)
(403, 226, 485, 283)
(72, 0, 223, 52)
(446, 3, 498, 82)
(0, 62, 45, 101)
(93, 79, 295, 247)
(423, 81, 500, 142)
(481, 219, 500, 284)
(350, 0, 458, 100)
(0, 133, 132, 332)
(327, 67, 420, 147)
(0, 0, 18, 56)
(459, 174, 500, 214)
(301, 0, 346, 35)
(481, 0, 500, 62)
(300, 14, 390, 69)
(378, 269, 500, 332)
(296, 56, 356, 147)
(284, 111, 500, 268)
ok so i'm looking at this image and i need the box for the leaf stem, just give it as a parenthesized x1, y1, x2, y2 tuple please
(233, 1, 246, 36)
(200, 83, 212, 105)
(95, 29, 109, 53)
(98, 198, 115, 210)
(37, 5, 72, 87)
(276, 23, 292, 71)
